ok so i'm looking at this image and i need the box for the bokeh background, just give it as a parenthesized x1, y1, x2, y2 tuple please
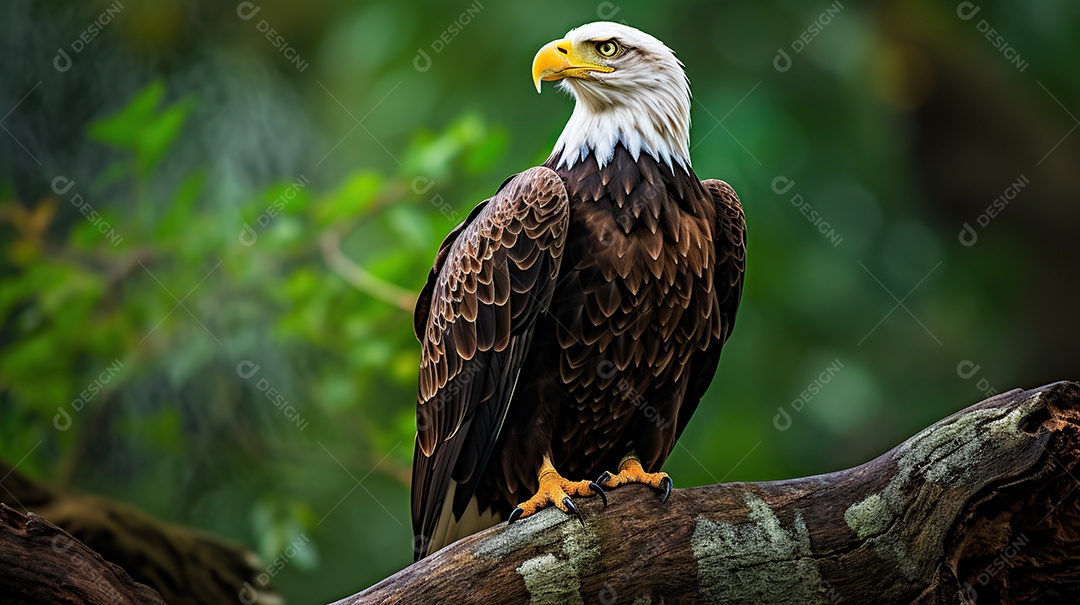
(2, 0, 1078, 602)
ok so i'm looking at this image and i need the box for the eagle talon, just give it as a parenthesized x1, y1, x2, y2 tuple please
(589, 482, 608, 508)
(508, 507, 524, 525)
(562, 497, 584, 526)
(659, 476, 673, 503)
(597, 454, 673, 502)
(509, 458, 605, 524)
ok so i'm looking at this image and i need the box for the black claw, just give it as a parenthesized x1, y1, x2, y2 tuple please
(596, 471, 611, 486)
(562, 497, 585, 526)
(658, 476, 673, 503)
(588, 481, 608, 508)
(508, 507, 524, 525)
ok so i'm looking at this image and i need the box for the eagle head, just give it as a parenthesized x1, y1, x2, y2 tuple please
(532, 22, 691, 171)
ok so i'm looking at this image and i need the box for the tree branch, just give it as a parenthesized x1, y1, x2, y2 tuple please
(0, 468, 282, 605)
(334, 381, 1080, 605)
(320, 222, 418, 312)
(0, 504, 167, 604)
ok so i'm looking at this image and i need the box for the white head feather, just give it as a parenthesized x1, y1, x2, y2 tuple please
(545, 22, 691, 172)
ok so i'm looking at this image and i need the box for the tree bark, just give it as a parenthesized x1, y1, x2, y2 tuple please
(0, 503, 167, 604)
(334, 381, 1080, 605)
(0, 463, 282, 605)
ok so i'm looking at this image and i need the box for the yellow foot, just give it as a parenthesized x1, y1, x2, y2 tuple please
(596, 454, 673, 502)
(507, 459, 606, 525)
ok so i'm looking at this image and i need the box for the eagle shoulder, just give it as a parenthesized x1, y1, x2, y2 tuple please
(700, 179, 746, 308)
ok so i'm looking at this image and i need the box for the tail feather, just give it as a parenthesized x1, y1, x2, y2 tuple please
(422, 483, 502, 559)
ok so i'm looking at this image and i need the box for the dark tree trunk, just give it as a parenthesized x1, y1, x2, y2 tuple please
(334, 381, 1080, 605)
(0, 464, 282, 605)
(0, 504, 167, 604)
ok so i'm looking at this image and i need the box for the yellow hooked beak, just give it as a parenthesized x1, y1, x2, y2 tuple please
(531, 39, 614, 93)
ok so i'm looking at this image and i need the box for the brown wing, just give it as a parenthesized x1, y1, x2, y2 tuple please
(674, 179, 746, 440)
(411, 166, 569, 559)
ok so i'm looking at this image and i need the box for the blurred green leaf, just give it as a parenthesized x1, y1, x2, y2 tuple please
(316, 172, 382, 225)
(88, 79, 194, 175)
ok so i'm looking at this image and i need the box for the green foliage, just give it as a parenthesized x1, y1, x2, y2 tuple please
(1, 75, 499, 600)
(88, 80, 195, 177)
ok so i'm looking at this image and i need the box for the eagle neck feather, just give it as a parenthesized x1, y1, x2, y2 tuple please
(549, 76, 691, 173)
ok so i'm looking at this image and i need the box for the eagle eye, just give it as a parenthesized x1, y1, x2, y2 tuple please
(595, 40, 620, 58)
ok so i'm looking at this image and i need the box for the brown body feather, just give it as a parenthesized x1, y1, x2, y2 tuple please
(412, 145, 745, 559)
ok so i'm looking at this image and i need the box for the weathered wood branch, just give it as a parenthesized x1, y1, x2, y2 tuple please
(0, 464, 282, 605)
(335, 381, 1080, 605)
(0, 503, 167, 604)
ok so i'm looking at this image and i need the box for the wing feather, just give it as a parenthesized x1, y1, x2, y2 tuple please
(674, 179, 746, 441)
(411, 166, 569, 559)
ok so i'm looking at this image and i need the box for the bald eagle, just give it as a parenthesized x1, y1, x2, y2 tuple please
(411, 21, 746, 560)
